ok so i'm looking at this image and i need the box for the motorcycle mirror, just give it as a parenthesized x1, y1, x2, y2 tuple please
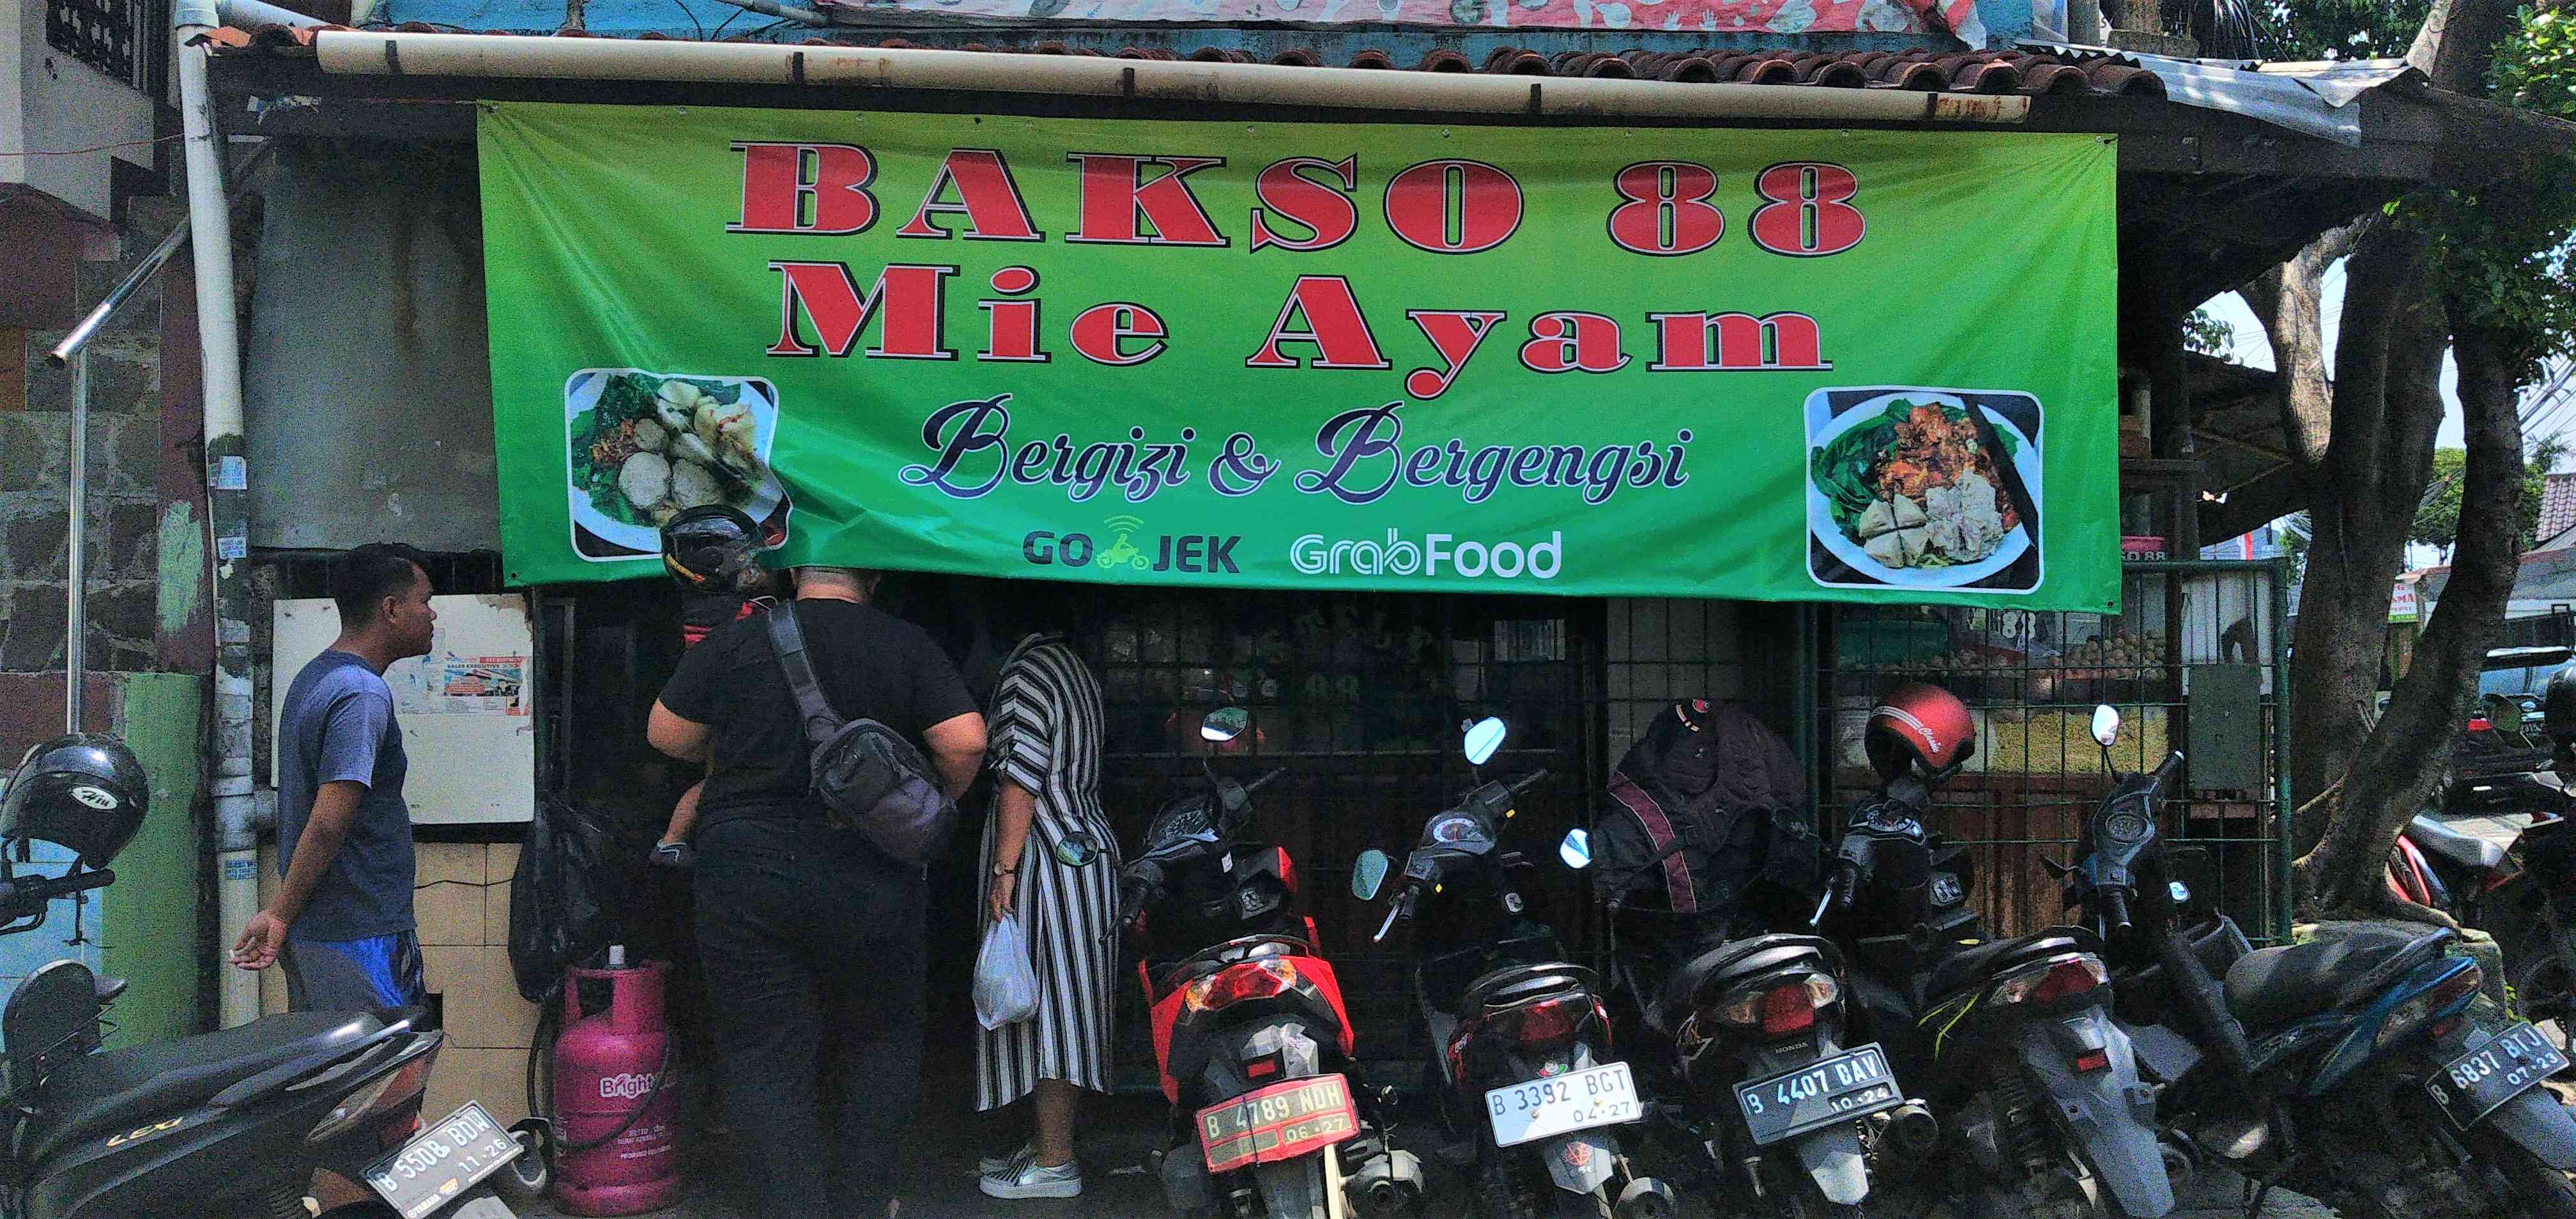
(1201, 707, 1250, 744)
(1054, 831, 1100, 868)
(1352, 850, 1392, 900)
(2090, 705, 2121, 747)
(1462, 717, 1508, 767)
(1558, 829, 1592, 870)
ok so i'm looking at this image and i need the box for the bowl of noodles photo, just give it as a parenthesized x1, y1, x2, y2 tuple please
(1806, 389, 2041, 590)
(564, 369, 787, 557)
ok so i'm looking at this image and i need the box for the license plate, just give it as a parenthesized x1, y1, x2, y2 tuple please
(364, 1102, 523, 1219)
(1197, 1075, 1359, 1174)
(1734, 1044, 1905, 1146)
(1484, 1061, 1643, 1149)
(2426, 1022, 2570, 1129)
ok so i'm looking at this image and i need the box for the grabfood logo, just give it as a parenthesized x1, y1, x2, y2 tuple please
(1290, 530, 1564, 580)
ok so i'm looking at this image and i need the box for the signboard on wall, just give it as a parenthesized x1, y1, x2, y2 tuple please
(272, 594, 536, 825)
(480, 103, 2119, 609)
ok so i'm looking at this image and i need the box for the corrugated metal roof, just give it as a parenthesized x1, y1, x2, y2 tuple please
(2014, 44, 2426, 144)
(214, 24, 2172, 97)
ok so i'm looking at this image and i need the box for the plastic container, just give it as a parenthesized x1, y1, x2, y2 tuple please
(553, 953, 682, 1216)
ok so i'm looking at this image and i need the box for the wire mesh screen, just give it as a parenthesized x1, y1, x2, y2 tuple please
(1818, 560, 2293, 946)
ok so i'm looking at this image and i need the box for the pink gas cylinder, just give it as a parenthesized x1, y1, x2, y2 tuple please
(553, 950, 683, 1216)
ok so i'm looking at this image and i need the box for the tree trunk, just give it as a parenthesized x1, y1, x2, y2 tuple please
(2296, 322, 2527, 915)
(2255, 0, 2531, 914)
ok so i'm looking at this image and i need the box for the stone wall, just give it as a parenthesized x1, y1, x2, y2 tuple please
(0, 180, 252, 756)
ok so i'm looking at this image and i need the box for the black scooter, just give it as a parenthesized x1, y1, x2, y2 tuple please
(1355, 717, 1669, 1219)
(0, 861, 543, 1219)
(1118, 708, 1422, 1219)
(1821, 778, 2177, 1219)
(1568, 820, 1932, 1219)
(2068, 705, 2576, 1219)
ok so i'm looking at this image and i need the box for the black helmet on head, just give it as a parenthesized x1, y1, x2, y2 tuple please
(0, 734, 148, 870)
(661, 505, 762, 593)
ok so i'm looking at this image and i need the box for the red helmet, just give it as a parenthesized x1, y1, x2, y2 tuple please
(1866, 683, 1975, 786)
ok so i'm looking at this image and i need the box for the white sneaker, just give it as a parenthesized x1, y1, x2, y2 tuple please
(979, 1156, 1082, 1199)
(976, 1140, 1036, 1176)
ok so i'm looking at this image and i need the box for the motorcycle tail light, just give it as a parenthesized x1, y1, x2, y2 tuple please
(2377, 963, 2484, 1050)
(2073, 1049, 2112, 1074)
(307, 1045, 438, 1146)
(1711, 973, 1839, 1039)
(1991, 953, 2109, 1007)
(1184, 958, 1300, 1016)
(1498, 995, 1607, 1051)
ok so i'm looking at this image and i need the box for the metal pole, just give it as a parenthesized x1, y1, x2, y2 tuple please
(45, 143, 272, 371)
(65, 349, 88, 734)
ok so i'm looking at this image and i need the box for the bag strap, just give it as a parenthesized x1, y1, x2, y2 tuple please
(765, 602, 845, 746)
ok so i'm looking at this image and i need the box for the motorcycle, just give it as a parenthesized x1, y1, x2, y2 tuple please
(1353, 718, 1670, 1219)
(1820, 772, 2177, 1219)
(1117, 707, 1422, 1219)
(2070, 704, 2576, 1219)
(0, 861, 544, 1219)
(1561, 820, 1932, 1219)
(2377, 698, 2576, 1050)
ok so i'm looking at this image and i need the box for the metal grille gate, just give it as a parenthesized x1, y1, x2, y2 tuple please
(1815, 560, 2296, 948)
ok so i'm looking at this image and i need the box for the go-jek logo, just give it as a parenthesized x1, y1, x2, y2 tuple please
(1024, 515, 1241, 574)
(1290, 530, 1564, 580)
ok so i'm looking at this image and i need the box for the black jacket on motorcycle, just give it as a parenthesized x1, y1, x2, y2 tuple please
(1595, 700, 1822, 972)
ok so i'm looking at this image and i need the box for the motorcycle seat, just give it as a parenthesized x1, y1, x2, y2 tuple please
(21, 1011, 386, 1165)
(1920, 933, 2087, 1007)
(2405, 816, 2508, 873)
(2222, 926, 2444, 1029)
(1653, 935, 1837, 1038)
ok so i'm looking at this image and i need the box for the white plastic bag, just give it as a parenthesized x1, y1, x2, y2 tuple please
(974, 914, 1039, 1030)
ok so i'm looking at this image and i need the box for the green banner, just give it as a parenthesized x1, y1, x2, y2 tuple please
(480, 102, 2118, 607)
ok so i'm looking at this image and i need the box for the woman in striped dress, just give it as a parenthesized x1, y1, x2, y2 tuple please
(976, 625, 1121, 1200)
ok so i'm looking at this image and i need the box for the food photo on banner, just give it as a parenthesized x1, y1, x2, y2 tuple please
(478, 103, 2119, 609)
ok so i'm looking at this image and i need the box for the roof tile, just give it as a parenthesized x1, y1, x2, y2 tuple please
(2538, 472, 2576, 543)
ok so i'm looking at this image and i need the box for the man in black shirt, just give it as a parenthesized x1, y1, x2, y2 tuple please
(650, 564, 985, 1219)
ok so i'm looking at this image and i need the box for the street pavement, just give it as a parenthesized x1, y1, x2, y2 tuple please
(516, 1089, 2334, 1218)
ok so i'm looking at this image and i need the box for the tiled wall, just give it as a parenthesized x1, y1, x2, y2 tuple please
(258, 839, 539, 1126)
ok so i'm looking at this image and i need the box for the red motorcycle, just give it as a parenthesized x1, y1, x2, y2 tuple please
(1120, 709, 1422, 1219)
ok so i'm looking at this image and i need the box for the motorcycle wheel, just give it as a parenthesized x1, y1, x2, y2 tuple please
(2515, 953, 2576, 1055)
(2468, 1128, 2576, 1219)
(1550, 1187, 1613, 1219)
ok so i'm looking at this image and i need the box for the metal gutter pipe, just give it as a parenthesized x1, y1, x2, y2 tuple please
(65, 353, 85, 735)
(47, 145, 275, 374)
(309, 32, 2034, 123)
(176, 0, 263, 1029)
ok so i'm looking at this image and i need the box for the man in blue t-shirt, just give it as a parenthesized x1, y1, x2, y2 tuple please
(231, 543, 439, 1011)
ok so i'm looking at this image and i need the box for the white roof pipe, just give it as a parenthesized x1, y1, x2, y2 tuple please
(307, 31, 2034, 123)
(176, 0, 267, 1029)
(218, 0, 327, 27)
